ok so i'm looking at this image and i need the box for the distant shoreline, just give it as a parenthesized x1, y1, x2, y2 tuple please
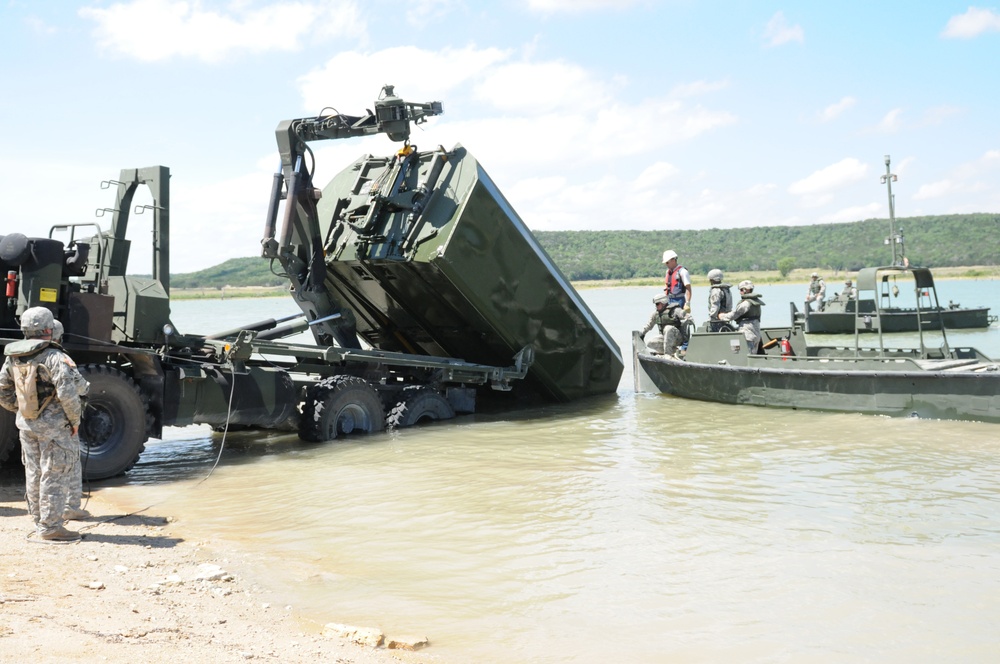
(170, 265, 1000, 300)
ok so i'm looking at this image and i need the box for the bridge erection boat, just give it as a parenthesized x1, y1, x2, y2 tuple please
(633, 265, 1000, 424)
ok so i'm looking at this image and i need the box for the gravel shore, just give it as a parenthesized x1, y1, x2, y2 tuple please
(0, 471, 432, 664)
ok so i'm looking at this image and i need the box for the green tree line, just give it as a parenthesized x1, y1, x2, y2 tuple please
(171, 213, 1000, 288)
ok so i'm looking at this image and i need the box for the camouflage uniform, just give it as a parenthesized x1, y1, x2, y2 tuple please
(51, 320, 89, 516)
(806, 274, 826, 311)
(707, 283, 733, 332)
(641, 298, 687, 356)
(0, 309, 84, 538)
(719, 283, 766, 353)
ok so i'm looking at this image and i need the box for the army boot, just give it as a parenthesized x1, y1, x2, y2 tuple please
(40, 526, 82, 542)
(63, 508, 92, 521)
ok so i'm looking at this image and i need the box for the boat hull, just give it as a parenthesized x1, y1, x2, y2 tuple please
(634, 332, 1000, 424)
(795, 302, 993, 333)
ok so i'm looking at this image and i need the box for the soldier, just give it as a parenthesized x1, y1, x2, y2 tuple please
(718, 280, 766, 353)
(51, 320, 91, 522)
(843, 279, 858, 301)
(0, 307, 85, 541)
(805, 272, 826, 311)
(661, 249, 692, 314)
(706, 269, 733, 332)
(640, 293, 688, 357)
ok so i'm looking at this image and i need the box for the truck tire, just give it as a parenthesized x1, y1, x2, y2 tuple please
(299, 375, 385, 442)
(0, 407, 18, 467)
(79, 365, 151, 480)
(386, 389, 455, 429)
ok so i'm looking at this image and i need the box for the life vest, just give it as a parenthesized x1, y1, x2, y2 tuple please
(734, 294, 764, 323)
(665, 264, 687, 299)
(654, 307, 683, 334)
(710, 284, 732, 315)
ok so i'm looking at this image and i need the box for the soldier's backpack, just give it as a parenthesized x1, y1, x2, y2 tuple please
(12, 360, 55, 420)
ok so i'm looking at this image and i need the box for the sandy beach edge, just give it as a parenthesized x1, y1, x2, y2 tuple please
(1, 469, 435, 664)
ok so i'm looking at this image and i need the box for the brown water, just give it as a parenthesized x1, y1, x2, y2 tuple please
(97, 285, 1000, 663)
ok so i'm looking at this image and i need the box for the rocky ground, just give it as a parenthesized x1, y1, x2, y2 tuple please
(0, 473, 434, 664)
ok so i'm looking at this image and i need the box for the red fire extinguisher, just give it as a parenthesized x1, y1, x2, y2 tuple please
(5, 270, 15, 298)
(780, 337, 793, 360)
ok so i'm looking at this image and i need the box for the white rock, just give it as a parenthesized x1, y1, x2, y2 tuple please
(323, 623, 385, 648)
(192, 563, 227, 581)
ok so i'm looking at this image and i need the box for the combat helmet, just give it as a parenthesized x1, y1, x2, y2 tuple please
(707, 268, 723, 283)
(20, 306, 55, 338)
(653, 293, 669, 306)
(738, 279, 754, 292)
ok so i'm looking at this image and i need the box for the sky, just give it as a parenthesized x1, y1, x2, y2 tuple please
(2, 1, 1000, 273)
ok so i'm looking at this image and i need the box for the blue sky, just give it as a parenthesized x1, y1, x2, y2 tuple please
(2, 1, 999, 273)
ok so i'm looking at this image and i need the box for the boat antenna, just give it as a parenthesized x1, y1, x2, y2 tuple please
(880, 155, 905, 266)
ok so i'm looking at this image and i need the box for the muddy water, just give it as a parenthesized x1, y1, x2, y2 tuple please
(98, 282, 1000, 663)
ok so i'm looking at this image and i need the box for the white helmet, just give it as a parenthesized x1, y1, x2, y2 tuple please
(662, 249, 678, 264)
(738, 279, 754, 292)
(707, 268, 723, 283)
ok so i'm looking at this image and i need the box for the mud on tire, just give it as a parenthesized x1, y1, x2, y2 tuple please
(386, 388, 455, 429)
(79, 365, 152, 480)
(299, 375, 385, 443)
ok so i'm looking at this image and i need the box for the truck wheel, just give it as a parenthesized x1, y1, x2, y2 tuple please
(299, 375, 385, 442)
(386, 389, 455, 429)
(0, 407, 18, 467)
(79, 365, 151, 480)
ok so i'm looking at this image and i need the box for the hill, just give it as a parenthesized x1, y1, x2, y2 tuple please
(170, 213, 1000, 288)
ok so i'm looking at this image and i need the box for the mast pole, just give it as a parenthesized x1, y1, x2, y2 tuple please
(880, 155, 902, 266)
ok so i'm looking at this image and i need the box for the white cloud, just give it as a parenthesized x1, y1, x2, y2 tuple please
(297, 47, 736, 168)
(406, 0, 458, 27)
(746, 183, 778, 197)
(297, 46, 511, 113)
(669, 79, 730, 98)
(288, 45, 743, 237)
(25, 16, 58, 36)
(912, 149, 1000, 201)
(918, 105, 961, 126)
(942, 7, 1000, 38)
(914, 179, 956, 200)
(525, 0, 639, 13)
(876, 108, 904, 132)
(789, 158, 869, 200)
(475, 60, 615, 113)
(79, 0, 366, 63)
(819, 96, 856, 122)
(818, 202, 881, 224)
(763, 11, 804, 47)
(633, 162, 679, 190)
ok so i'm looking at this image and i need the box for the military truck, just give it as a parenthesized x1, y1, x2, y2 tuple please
(0, 87, 623, 480)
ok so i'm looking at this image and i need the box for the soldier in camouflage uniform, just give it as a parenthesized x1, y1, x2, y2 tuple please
(706, 269, 733, 332)
(718, 280, 766, 353)
(0, 307, 85, 541)
(640, 293, 688, 357)
(51, 320, 91, 521)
